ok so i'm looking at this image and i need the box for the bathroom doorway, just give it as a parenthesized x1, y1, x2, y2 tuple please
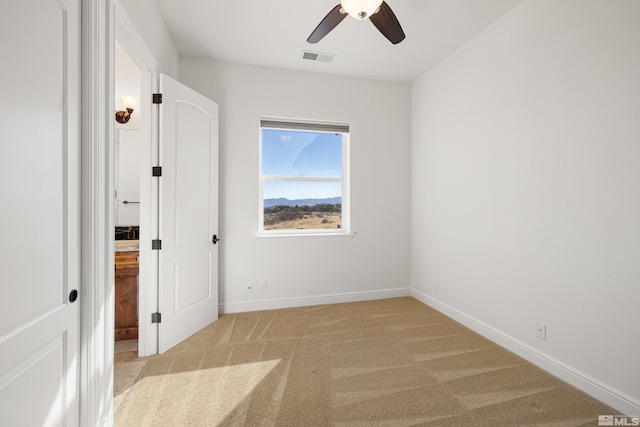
(114, 8, 160, 360)
(114, 42, 141, 353)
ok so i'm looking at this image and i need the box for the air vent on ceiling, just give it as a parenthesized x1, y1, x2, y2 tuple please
(302, 51, 335, 63)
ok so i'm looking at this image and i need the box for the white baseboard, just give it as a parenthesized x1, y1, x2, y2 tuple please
(411, 288, 640, 417)
(219, 287, 411, 315)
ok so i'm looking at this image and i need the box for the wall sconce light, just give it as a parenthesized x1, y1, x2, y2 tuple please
(115, 96, 138, 124)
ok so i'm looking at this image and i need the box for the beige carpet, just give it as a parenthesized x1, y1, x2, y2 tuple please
(114, 297, 613, 426)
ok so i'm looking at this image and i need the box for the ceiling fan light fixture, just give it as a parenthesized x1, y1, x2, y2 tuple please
(340, 0, 383, 20)
(307, 0, 404, 44)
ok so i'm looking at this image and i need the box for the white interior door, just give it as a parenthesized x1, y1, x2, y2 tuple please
(158, 74, 219, 354)
(0, 0, 80, 425)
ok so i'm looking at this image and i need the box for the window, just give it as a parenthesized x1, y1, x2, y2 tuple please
(259, 118, 350, 236)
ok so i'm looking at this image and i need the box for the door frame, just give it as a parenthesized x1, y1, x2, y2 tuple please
(80, 1, 115, 425)
(114, 0, 160, 357)
(81, 1, 161, 425)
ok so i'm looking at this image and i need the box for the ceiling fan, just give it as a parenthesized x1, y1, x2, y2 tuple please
(307, 0, 405, 45)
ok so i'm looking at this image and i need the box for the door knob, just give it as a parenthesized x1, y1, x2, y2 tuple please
(69, 289, 78, 303)
(212, 234, 220, 245)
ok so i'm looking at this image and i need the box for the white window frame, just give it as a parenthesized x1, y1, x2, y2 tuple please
(258, 117, 352, 239)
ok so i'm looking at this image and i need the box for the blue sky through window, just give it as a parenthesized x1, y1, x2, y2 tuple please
(262, 128, 343, 200)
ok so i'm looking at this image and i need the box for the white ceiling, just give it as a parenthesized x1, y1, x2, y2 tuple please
(154, 0, 524, 83)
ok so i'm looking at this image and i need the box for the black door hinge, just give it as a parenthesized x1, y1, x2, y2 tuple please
(151, 312, 162, 324)
(152, 239, 162, 250)
(152, 166, 162, 177)
(153, 93, 162, 104)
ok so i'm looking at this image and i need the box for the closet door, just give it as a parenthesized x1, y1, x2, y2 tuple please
(0, 0, 81, 425)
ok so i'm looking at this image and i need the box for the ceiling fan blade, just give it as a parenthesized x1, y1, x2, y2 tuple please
(369, 1, 405, 44)
(307, 4, 347, 43)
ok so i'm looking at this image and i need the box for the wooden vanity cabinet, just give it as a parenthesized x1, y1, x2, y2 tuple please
(115, 251, 139, 341)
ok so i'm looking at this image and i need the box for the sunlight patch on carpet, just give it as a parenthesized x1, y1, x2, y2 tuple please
(116, 359, 281, 426)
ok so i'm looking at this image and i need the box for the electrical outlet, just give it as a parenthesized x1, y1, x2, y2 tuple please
(260, 281, 268, 292)
(536, 323, 546, 340)
(247, 283, 254, 292)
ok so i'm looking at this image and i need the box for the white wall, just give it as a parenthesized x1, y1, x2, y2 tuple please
(115, 130, 141, 226)
(116, 0, 179, 77)
(179, 57, 411, 312)
(411, 0, 640, 414)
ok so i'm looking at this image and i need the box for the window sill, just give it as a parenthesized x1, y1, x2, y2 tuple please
(257, 232, 355, 242)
